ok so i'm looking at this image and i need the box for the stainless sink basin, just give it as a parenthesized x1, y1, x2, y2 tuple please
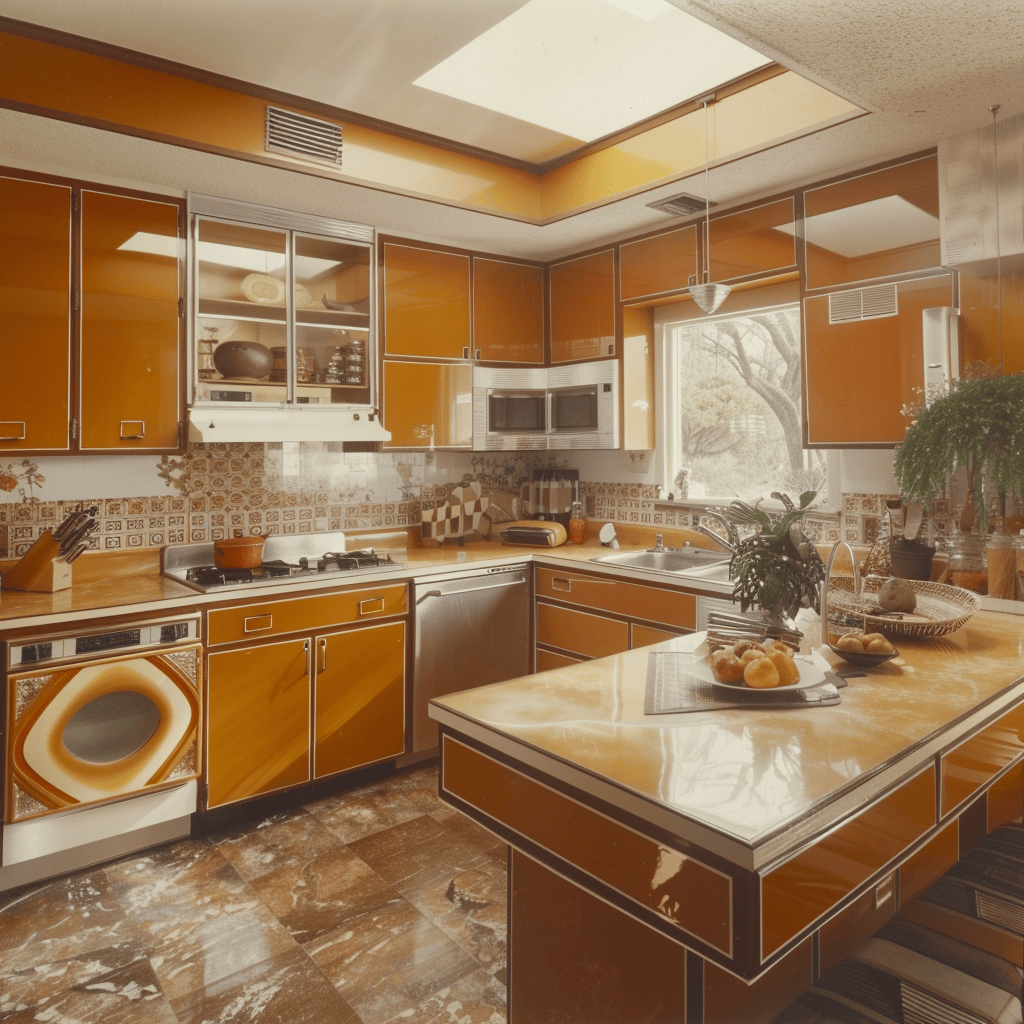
(591, 547, 730, 574)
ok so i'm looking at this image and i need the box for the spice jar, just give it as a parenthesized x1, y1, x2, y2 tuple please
(987, 534, 1016, 600)
(568, 501, 586, 545)
(948, 534, 988, 593)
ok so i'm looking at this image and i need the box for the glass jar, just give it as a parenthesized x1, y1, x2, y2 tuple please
(948, 534, 988, 593)
(987, 534, 1017, 600)
(568, 501, 586, 545)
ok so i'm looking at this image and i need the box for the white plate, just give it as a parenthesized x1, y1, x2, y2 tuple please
(694, 655, 826, 693)
(242, 273, 286, 305)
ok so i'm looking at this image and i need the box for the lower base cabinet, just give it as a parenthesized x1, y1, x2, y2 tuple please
(205, 585, 408, 810)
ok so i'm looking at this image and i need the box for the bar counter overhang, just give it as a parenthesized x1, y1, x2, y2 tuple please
(430, 608, 1024, 1023)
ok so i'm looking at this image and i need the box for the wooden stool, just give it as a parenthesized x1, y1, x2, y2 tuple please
(771, 823, 1024, 1024)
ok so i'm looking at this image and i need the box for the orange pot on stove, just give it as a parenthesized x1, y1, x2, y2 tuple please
(213, 535, 266, 569)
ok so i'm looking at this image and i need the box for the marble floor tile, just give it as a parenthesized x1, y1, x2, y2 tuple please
(0, 762, 507, 1024)
(306, 896, 481, 1024)
(169, 946, 359, 1024)
(0, 870, 141, 973)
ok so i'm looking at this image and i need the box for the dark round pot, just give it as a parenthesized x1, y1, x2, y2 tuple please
(213, 341, 273, 381)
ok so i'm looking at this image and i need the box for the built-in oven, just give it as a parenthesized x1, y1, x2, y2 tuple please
(2, 615, 201, 891)
(473, 360, 618, 450)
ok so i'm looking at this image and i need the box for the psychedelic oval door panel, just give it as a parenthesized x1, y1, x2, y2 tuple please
(6, 645, 201, 822)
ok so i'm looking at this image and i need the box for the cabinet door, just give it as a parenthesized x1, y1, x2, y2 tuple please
(80, 190, 182, 450)
(0, 175, 72, 453)
(536, 602, 629, 660)
(206, 637, 310, 808)
(382, 360, 472, 448)
(619, 225, 698, 302)
(383, 243, 470, 358)
(550, 249, 616, 363)
(709, 198, 797, 282)
(314, 620, 405, 779)
(473, 258, 544, 363)
(804, 274, 953, 445)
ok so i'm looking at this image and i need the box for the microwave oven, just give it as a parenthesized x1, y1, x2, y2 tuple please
(473, 361, 618, 450)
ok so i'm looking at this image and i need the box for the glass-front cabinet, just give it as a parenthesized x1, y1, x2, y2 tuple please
(190, 197, 379, 435)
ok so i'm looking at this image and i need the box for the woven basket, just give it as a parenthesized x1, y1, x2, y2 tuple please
(827, 576, 982, 640)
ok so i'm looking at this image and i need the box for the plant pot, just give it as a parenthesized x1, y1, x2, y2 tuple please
(889, 539, 935, 581)
(213, 341, 273, 381)
(213, 535, 266, 569)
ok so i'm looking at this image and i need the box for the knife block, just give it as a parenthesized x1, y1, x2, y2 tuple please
(2, 532, 73, 592)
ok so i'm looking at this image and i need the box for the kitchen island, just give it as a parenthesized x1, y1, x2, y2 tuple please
(429, 611, 1024, 1024)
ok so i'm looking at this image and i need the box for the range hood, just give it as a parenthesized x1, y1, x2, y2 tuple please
(187, 407, 390, 444)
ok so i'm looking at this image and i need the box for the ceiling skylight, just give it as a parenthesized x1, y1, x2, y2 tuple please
(413, 0, 771, 143)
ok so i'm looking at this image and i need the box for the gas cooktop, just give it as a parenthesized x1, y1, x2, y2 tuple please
(162, 533, 406, 593)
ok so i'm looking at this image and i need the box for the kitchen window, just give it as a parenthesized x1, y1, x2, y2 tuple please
(658, 301, 833, 507)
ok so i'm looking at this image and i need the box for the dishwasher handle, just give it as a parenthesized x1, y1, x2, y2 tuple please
(414, 575, 527, 604)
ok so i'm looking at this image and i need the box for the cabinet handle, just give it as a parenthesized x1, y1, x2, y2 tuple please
(243, 613, 273, 633)
(317, 636, 327, 673)
(304, 639, 310, 676)
(358, 596, 386, 616)
(463, 346, 470, 359)
(119, 420, 146, 440)
(0, 421, 26, 441)
(550, 575, 616, 593)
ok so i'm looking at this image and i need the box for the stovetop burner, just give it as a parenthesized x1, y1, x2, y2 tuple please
(164, 535, 405, 593)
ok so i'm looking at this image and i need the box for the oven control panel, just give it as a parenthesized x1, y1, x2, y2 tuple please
(9, 617, 200, 669)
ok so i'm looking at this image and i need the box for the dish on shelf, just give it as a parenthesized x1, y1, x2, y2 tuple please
(294, 283, 312, 308)
(241, 273, 286, 305)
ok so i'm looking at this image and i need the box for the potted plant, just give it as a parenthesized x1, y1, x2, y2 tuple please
(726, 491, 825, 623)
(894, 370, 1024, 533)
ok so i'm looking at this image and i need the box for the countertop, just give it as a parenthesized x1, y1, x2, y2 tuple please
(430, 608, 1024, 871)
(0, 523, 736, 633)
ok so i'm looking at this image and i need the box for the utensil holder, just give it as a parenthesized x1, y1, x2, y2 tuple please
(2, 532, 73, 592)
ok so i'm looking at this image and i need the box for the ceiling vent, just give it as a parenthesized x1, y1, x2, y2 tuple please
(265, 106, 343, 167)
(646, 192, 714, 218)
(828, 284, 899, 324)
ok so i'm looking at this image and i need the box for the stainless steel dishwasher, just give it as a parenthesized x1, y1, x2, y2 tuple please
(412, 562, 531, 752)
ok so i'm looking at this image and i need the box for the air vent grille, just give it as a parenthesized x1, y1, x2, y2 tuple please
(828, 284, 898, 324)
(265, 106, 343, 167)
(647, 193, 714, 218)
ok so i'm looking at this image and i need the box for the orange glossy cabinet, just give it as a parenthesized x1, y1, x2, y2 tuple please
(383, 243, 470, 358)
(803, 273, 953, 445)
(709, 197, 797, 282)
(80, 189, 182, 450)
(0, 173, 72, 453)
(534, 565, 695, 663)
(382, 360, 472, 449)
(473, 257, 544, 363)
(619, 225, 698, 302)
(549, 249, 616, 363)
(0, 169, 183, 455)
(205, 583, 408, 810)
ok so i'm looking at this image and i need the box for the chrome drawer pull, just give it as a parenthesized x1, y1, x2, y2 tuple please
(243, 613, 273, 633)
(0, 421, 26, 441)
(318, 636, 327, 673)
(119, 419, 146, 440)
(551, 577, 574, 593)
(358, 596, 386, 616)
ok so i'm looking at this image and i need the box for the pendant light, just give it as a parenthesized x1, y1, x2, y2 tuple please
(688, 96, 731, 315)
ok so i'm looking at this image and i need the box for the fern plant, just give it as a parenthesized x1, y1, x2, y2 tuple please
(726, 491, 825, 620)
(894, 373, 1024, 530)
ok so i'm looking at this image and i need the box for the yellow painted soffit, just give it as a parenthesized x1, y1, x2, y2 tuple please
(0, 30, 862, 223)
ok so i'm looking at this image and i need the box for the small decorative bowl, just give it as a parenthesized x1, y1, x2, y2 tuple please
(827, 638, 900, 668)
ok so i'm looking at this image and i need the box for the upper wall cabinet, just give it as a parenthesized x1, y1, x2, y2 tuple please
(0, 174, 72, 453)
(549, 249, 616, 363)
(804, 155, 941, 291)
(619, 225, 698, 303)
(0, 170, 185, 456)
(473, 257, 544, 364)
(383, 243, 470, 359)
(80, 190, 183, 451)
(709, 198, 797, 282)
(803, 273, 954, 446)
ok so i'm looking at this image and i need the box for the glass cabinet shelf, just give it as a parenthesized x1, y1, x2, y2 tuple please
(191, 202, 375, 410)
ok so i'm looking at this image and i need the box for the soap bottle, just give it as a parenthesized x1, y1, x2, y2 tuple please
(568, 501, 586, 545)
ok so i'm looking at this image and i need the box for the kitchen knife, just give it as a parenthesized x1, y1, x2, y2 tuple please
(65, 540, 90, 563)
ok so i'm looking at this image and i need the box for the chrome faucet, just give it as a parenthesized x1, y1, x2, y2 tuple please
(652, 534, 666, 552)
(694, 508, 738, 552)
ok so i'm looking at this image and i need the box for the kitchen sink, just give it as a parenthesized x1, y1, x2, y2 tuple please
(591, 547, 730, 574)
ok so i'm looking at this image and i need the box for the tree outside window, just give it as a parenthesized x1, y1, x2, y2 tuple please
(665, 306, 827, 503)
